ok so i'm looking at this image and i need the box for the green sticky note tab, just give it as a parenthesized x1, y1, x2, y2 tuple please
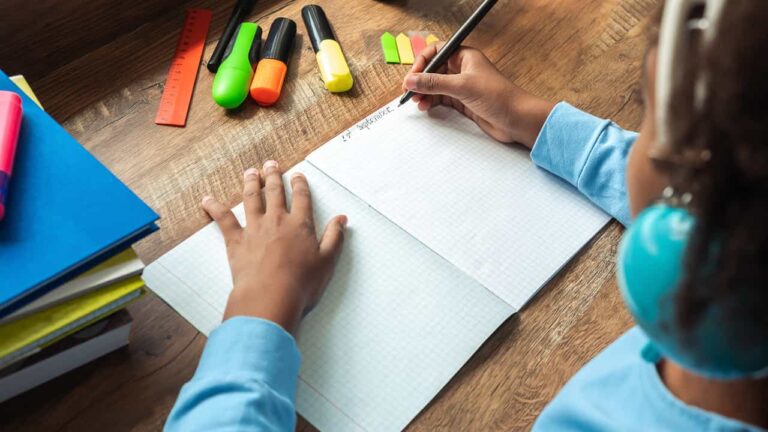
(381, 32, 400, 64)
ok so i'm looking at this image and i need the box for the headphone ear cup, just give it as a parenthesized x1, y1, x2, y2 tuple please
(617, 204, 693, 362)
(618, 204, 693, 328)
(618, 204, 768, 378)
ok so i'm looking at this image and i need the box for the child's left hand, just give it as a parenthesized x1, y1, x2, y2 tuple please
(201, 160, 348, 335)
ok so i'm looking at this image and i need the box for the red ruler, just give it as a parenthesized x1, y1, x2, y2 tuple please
(155, 9, 212, 127)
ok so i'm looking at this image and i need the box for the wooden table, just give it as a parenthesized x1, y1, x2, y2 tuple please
(1, 0, 659, 429)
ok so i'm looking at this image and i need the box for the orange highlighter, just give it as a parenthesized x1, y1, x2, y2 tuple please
(250, 18, 296, 106)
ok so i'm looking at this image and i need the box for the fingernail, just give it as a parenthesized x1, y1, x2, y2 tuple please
(244, 168, 259, 179)
(202, 196, 213, 205)
(263, 160, 278, 171)
(404, 74, 418, 90)
(291, 172, 304, 179)
(339, 215, 348, 228)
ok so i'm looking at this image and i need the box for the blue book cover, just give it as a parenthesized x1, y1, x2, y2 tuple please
(0, 71, 159, 314)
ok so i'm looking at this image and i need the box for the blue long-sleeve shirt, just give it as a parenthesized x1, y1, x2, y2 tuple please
(165, 103, 763, 432)
(166, 317, 300, 430)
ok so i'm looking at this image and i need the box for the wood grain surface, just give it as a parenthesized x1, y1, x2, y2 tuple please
(1, 0, 659, 430)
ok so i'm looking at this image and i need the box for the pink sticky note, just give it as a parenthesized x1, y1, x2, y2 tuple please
(410, 35, 427, 57)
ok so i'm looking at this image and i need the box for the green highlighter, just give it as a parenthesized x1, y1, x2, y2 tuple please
(212, 23, 262, 109)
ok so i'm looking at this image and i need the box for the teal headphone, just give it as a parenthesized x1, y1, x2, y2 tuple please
(617, 0, 768, 380)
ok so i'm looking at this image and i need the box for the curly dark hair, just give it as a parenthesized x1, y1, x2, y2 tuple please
(658, 2, 768, 343)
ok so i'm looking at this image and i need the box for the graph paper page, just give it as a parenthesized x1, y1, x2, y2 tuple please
(308, 99, 610, 309)
(143, 161, 514, 432)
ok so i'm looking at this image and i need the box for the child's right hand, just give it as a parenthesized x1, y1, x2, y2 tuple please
(403, 44, 555, 148)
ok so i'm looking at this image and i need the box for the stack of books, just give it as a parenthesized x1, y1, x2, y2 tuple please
(0, 72, 159, 402)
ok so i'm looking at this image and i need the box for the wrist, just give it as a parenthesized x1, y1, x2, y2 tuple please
(223, 281, 306, 335)
(506, 89, 556, 149)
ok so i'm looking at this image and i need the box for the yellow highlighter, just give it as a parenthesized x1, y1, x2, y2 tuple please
(301, 5, 353, 93)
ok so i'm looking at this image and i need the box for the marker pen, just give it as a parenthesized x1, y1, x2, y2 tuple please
(301, 5, 353, 93)
(212, 22, 262, 109)
(0, 91, 22, 221)
(250, 18, 296, 106)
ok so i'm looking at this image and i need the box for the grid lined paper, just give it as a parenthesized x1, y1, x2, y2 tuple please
(144, 162, 514, 432)
(308, 99, 611, 309)
(145, 98, 611, 432)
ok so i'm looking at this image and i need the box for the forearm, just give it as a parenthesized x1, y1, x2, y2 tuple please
(530, 102, 636, 226)
(165, 317, 300, 431)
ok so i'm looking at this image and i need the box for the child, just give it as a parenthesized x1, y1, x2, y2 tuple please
(165, 1, 768, 430)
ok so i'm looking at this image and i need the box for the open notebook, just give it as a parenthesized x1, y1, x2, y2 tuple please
(143, 99, 610, 431)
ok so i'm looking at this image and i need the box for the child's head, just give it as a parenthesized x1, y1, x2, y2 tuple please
(621, 0, 768, 378)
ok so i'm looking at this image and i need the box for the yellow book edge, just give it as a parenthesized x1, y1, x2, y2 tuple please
(1, 249, 144, 324)
(9, 75, 43, 109)
(0, 277, 145, 367)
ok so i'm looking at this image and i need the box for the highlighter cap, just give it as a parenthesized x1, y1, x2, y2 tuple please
(0, 91, 23, 173)
(0, 90, 23, 221)
(302, 5, 335, 52)
(262, 18, 296, 63)
(0, 91, 22, 117)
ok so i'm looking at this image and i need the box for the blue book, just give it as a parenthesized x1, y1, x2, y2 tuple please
(0, 71, 159, 315)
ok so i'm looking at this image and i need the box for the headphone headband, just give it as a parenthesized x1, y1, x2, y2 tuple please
(654, 0, 728, 157)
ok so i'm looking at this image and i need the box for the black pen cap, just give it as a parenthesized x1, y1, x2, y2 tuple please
(248, 25, 263, 64)
(262, 18, 296, 63)
(302, 5, 335, 52)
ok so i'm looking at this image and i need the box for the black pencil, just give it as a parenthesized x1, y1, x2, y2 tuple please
(398, 0, 499, 107)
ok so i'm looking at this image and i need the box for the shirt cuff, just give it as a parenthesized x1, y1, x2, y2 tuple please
(195, 316, 301, 401)
(530, 102, 612, 187)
